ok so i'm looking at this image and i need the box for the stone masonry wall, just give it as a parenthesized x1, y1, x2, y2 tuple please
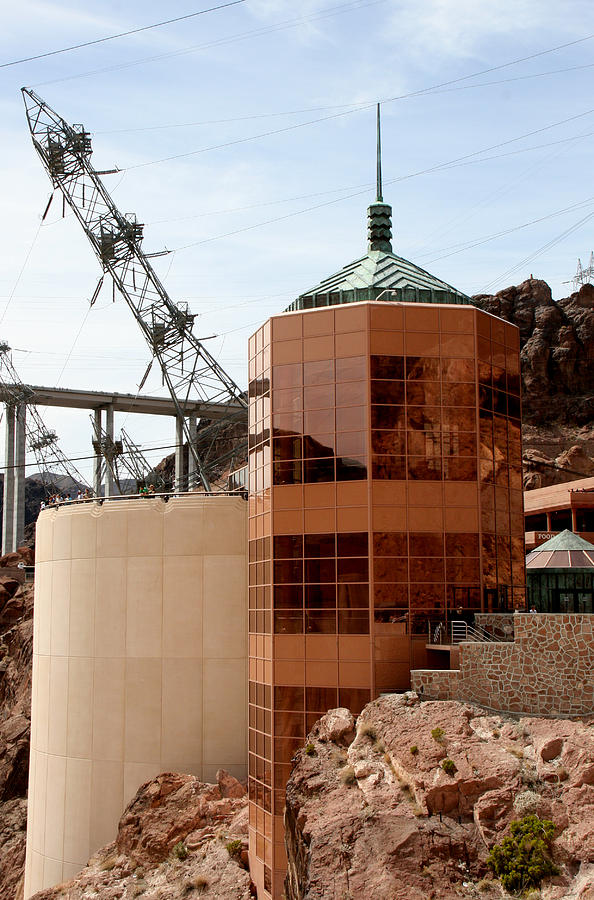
(411, 615, 594, 717)
(474, 613, 515, 641)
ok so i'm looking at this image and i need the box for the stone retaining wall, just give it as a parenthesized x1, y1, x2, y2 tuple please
(411, 614, 594, 717)
(474, 613, 515, 641)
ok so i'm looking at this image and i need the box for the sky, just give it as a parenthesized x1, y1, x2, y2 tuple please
(0, 0, 593, 486)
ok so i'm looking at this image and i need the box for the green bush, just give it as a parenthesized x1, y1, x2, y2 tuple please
(441, 758, 457, 776)
(431, 726, 445, 743)
(226, 839, 243, 858)
(305, 743, 316, 757)
(173, 840, 188, 860)
(488, 815, 558, 894)
(410, 745, 419, 756)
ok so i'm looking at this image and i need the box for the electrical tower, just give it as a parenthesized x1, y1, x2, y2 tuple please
(0, 343, 90, 494)
(22, 88, 248, 493)
(91, 415, 169, 495)
(570, 252, 594, 291)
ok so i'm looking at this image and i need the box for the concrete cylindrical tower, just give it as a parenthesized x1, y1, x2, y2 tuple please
(25, 494, 248, 897)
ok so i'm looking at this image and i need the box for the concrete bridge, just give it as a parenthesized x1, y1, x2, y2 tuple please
(1, 385, 245, 553)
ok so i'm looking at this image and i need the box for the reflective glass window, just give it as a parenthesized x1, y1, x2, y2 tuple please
(338, 610, 369, 634)
(508, 394, 521, 419)
(442, 383, 476, 406)
(407, 406, 441, 429)
(304, 408, 334, 436)
(273, 585, 303, 609)
(338, 583, 369, 608)
(407, 457, 442, 480)
(272, 411, 302, 433)
(339, 688, 371, 714)
(444, 458, 478, 480)
(409, 533, 443, 556)
(372, 456, 406, 480)
(371, 430, 406, 454)
(374, 583, 409, 607)
(370, 355, 404, 380)
(303, 359, 334, 385)
(273, 363, 302, 389)
(305, 584, 336, 608)
(336, 431, 366, 456)
(406, 356, 440, 380)
(373, 532, 407, 556)
(493, 390, 507, 415)
(336, 406, 366, 431)
(273, 559, 303, 583)
(445, 533, 479, 556)
(273, 461, 302, 485)
(304, 384, 334, 409)
(304, 458, 334, 483)
(446, 409, 476, 431)
(304, 533, 335, 557)
(407, 429, 441, 456)
(336, 381, 367, 406)
(337, 532, 368, 556)
(446, 557, 481, 582)
(336, 456, 367, 481)
(273, 387, 302, 412)
(336, 356, 366, 381)
(306, 687, 339, 710)
(274, 611, 303, 633)
(273, 436, 302, 461)
(442, 359, 475, 382)
(337, 558, 369, 582)
(374, 558, 408, 582)
(371, 405, 405, 429)
(306, 610, 336, 633)
(406, 381, 441, 405)
(371, 380, 405, 404)
(274, 711, 305, 738)
(305, 558, 336, 583)
(303, 434, 334, 458)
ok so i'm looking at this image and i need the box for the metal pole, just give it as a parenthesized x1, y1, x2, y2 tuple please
(2, 405, 15, 555)
(187, 415, 197, 490)
(105, 404, 115, 498)
(13, 404, 26, 549)
(93, 409, 102, 496)
(175, 416, 184, 492)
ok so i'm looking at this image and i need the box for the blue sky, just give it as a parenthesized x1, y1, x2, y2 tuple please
(0, 0, 592, 483)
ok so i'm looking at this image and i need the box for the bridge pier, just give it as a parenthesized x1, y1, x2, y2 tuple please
(2, 403, 26, 554)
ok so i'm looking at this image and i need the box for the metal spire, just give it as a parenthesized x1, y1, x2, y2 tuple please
(367, 103, 392, 253)
(376, 103, 383, 203)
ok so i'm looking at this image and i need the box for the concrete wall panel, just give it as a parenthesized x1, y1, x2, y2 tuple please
(25, 495, 248, 898)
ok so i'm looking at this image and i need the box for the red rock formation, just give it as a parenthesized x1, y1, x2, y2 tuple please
(29, 770, 253, 900)
(474, 279, 594, 489)
(284, 697, 594, 899)
(0, 580, 34, 900)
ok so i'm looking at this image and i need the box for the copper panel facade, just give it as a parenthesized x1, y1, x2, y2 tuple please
(248, 301, 524, 899)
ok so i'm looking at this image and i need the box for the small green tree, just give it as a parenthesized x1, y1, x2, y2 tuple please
(488, 815, 558, 894)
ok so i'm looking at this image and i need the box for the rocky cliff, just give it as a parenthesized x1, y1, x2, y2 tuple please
(30, 770, 253, 900)
(0, 556, 34, 900)
(474, 279, 594, 489)
(284, 696, 594, 900)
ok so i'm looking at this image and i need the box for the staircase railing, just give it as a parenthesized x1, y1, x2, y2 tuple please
(450, 620, 496, 644)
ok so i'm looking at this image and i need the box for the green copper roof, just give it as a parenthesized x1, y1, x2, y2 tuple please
(285, 245, 472, 312)
(529, 529, 594, 553)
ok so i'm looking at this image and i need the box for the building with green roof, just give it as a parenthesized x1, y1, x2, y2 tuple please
(526, 529, 594, 612)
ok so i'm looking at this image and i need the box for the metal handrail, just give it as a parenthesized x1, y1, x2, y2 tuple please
(40, 488, 246, 510)
(450, 620, 496, 644)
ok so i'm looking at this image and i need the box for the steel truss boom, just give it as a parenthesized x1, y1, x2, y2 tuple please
(22, 88, 248, 492)
(91, 414, 168, 494)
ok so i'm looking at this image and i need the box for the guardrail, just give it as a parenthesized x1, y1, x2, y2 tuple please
(39, 488, 247, 510)
(450, 620, 496, 644)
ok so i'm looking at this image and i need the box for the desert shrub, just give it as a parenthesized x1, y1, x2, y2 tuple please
(514, 790, 540, 817)
(488, 815, 558, 894)
(340, 765, 357, 786)
(305, 743, 316, 757)
(172, 841, 188, 861)
(226, 839, 243, 858)
(183, 875, 209, 895)
(431, 726, 445, 743)
(410, 745, 419, 756)
(441, 758, 457, 776)
(360, 724, 377, 741)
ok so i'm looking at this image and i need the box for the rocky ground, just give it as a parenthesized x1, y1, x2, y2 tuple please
(285, 695, 594, 900)
(31, 770, 253, 900)
(0, 549, 35, 900)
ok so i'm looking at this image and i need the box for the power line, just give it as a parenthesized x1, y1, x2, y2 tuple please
(1, 1, 246, 69)
(33, 0, 385, 86)
(96, 62, 594, 136)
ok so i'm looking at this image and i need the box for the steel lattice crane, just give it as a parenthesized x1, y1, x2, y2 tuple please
(22, 88, 248, 492)
(91, 415, 169, 495)
(0, 343, 90, 494)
